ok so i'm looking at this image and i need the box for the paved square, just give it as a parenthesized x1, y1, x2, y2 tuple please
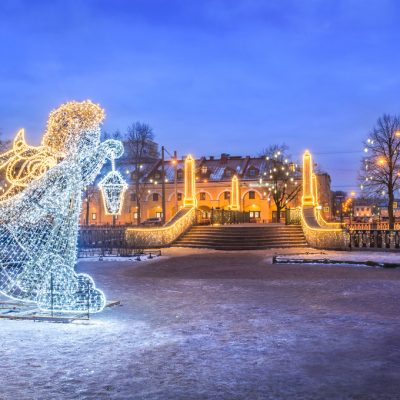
(1, 248, 400, 399)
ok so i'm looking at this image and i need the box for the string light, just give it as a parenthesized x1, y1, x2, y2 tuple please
(230, 175, 240, 210)
(0, 129, 57, 200)
(183, 155, 196, 207)
(99, 159, 128, 215)
(0, 100, 123, 313)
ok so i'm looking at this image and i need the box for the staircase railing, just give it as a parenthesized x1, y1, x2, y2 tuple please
(195, 209, 250, 225)
(126, 207, 196, 248)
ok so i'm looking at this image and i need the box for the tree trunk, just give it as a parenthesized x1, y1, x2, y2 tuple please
(85, 198, 90, 225)
(136, 195, 141, 225)
(135, 169, 141, 225)
(276, 205, 281, 223)
(388, 186, 395, 229)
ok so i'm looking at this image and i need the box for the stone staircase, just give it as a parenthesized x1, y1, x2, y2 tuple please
(173, 224, 308, 250)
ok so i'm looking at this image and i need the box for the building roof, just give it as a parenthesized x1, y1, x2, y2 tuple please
(94, 153, 311, 187)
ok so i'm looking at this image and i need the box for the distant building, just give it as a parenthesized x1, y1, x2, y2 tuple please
(354, 205, 373, 218)
(81, 154, 332, 225)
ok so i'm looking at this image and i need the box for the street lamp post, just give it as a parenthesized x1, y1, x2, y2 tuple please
(160, 146, 178, 224)
(174, 150, 178, 213)
(161, 146, 166, 225)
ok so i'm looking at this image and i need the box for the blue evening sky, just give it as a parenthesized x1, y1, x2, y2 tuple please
(1, 0, 400, 192)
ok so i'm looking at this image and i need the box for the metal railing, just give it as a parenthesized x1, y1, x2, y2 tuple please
(78, 226, 160, 257)
(349, 229, 400, 250)
(195, 209, 250, 225)
(285, 208, 301, 225)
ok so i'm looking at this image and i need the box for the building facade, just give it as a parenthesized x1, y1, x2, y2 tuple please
(80, 154, 332, 225)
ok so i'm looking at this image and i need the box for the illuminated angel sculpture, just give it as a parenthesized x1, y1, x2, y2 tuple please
(0, 100, 123, 313)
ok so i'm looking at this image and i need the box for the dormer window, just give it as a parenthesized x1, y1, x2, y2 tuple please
(248, 167, 258, 177)
(154, 172, 161, 179)
(201, 165, 208, 174)
(177, 169, 183, 179)
(225, 169, 233, 177)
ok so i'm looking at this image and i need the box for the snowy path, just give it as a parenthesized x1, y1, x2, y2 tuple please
(1, 247, 400, 399)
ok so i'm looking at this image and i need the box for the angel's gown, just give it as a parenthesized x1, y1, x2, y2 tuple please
(0, 129, 122, 312)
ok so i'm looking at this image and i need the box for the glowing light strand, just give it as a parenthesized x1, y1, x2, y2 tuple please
(99, 158, 128, 215)
(0, 101, 123, 313)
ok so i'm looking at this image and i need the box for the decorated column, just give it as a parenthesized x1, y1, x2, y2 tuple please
(302, 150, 315, 206)
(183, 154, 196, 207)
(230, 175, 240, 211)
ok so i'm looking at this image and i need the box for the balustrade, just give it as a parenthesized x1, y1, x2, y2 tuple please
(349, 229, 400, 249)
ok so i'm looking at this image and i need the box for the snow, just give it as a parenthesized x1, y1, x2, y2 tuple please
(272, 249, 400, 266)
(1, 247, 400, 399)
(78, 254, 162, 263)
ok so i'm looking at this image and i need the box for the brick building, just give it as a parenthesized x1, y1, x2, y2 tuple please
(81, 154, 332, 225)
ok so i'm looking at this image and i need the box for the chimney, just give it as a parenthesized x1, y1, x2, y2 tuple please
(221, 153, 230, 163)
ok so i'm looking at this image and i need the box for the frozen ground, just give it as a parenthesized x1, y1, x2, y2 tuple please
(271, 248, 400, 266)
(1, 247, 400, 399)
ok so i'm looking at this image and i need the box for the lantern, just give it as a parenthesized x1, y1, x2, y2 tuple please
(99, 159, 128, 215)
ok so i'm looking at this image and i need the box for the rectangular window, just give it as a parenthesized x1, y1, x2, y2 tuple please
(152, 193, 159, 201)
(156, 212, 163, 218)
(177, 171, 183, 179)
(224, 192, 231, 200)
(249, 169, 256, 177)
(249, 211, 260, 218)
(91, 212, 97, 220)
(130, 193, 137, 202)
(249, 191, 255, 199)
(200, 192, 206, 201)
(134, 212, 139, 219)
(177, 193, 182, 201)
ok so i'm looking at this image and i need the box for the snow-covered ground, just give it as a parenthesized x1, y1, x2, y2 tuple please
(78, 254, 162, 263)
(1, 247, 400, 399)
(271, 249, 400, 266)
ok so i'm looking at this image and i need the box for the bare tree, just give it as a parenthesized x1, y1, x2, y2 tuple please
(125, 122, 159, 224)
(83, 186, 99, 225)
(261, 144, 301, 223)
(359, 114, 400, 229)
(101, 130, 122, 141)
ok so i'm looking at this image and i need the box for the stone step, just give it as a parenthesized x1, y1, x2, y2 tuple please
(175, 243, 309, 250)
(173, 224, 308, 250)
(175, 240, 307, 247)
(186, 231, 304, 237)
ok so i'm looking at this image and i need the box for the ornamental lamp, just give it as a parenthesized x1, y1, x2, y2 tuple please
(99, 160, 128, 215)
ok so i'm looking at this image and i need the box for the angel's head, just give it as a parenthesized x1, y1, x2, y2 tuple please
(42, 100, 105, 157)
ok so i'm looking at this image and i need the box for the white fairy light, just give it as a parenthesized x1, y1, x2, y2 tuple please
(0, 101, 124, 313)
(99, 159, 128, 215)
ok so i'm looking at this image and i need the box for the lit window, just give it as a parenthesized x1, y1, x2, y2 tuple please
(156, 212, 163, 218)
(250, 211, 260, 218)
(201, 165, 207, 174)
(91, 213, 97, 220)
